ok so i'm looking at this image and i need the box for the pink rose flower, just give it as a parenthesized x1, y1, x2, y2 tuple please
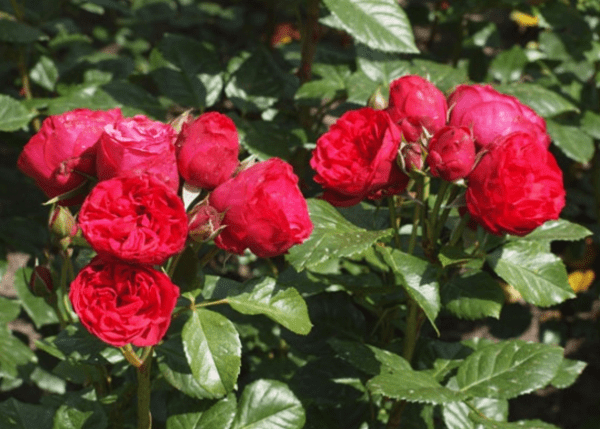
(427, 126, 476, 182)
(210, 158, 313, 258)
(96, 115, 179, 192)
(17, 108, 122, 203)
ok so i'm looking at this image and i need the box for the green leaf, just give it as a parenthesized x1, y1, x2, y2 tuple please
(456, 340, 563, 399)
(409, 59, 469, 93)
(364, 343, 465, 404)
(227, 277, 312, 335)
(518, 219, 592, 242)
(182, 309, 241, 398)
(488, 241, 574, 307)
(230, 379, 305, 429)
(152, 34, 223, 109)
(0, 20, 47, 43)
(52, 324, 111, 364)
(356, 44, 411, 85)
(469, 414, 560, 429)
(546, 120, 595, 163)
(550, 358, 586, 389)
(0, 95, 35, 132)
(295, 63, 350, 103)
(376, 247, 440, 333)
(581, 110, 600, 139)
(0, 398, 54, 429)
(52, 389, 108, 429)
(167, 394, 237, 429)
(321, 0, 418, 53)
(12, 267, 57, 329)
(286, 199, 393, 273)
(488, 45, 527, 84)
(0, 297, 21, 324)
(441, 271, 505, 320)
(496, 83, 578, 117)
(443, 397, 508, 429)
(0, 328, 36, 381)
(30, 56, 59, 92)
(344, 69, 381, 106)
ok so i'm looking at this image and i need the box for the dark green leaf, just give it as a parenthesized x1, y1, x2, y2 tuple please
(231, 379, 305, 429)
(52, 389, 108, 429)
(0, 20, 47, 43)
(581, 111, 600, 139)
(182, 310, 241, 398)
(546, 120, 595, 163)
(488, 241, 574, 307)
(52, 324, 111, 364)
(0, 398, 54, 429)
(443, 397, 508, 429)
(496, 84, 578, 117)
(356, 44, 411, 85)
(12, 267, 57, 329)
(344, 69, 380, 106)
(409, 60, 469, 93)
(0, 95, 34, 132)
(167, 394, 237, 429)
(441, 271, 505, 320)
(469, 414, 560, 429)
(376, 247, 440, 333)
(0, 297, 21, 324)
(286, 199, 393, 273)
(456, 340, 563, 399)
(550, 358, 586, 389)
(488, 45, 527, 84)
(518, 219, 592, 242)
(227, 277, 312, 335)
(30, 56, 59, 92)
(0, 328, 36, 380)
(231, 115, 303, 161)
(295, 63, 350, 103)
(321, 0, 418, 53)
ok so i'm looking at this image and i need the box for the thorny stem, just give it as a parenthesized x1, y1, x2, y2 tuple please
(136, 348, 153, 429)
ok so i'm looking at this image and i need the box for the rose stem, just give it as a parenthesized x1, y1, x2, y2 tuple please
(387, 197, 402, 249)
(429, 180, 450, 247)
(137, 347, 153, 429)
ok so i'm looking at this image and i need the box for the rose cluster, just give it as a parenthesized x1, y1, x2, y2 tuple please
(18, 109, 312, 347)
(310, 75, 565, 236)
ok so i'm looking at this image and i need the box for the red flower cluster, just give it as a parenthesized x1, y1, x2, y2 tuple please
(310, 76, 565, 236)
(18, 109, 313, 347)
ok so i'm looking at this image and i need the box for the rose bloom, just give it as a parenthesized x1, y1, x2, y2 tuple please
(97, 115, 179, 192)
(427, 126, 476, 182)
(448, 84, 549, 149)
(79, 175, 188, 265)
(310, 107, 409, 207)
(176, 112, 239, 190)
(465, 132, 565, 236)
(17, 108, 122, 203)
(386, 75, 448, 142)
(69, 257, 179, 347)
(209, 158, 313, 258)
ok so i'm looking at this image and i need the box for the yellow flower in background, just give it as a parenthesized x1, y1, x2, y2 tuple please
(510, 11, 539, 28)
(568, 270, 595, 294)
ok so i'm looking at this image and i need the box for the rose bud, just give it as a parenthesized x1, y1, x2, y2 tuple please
(96, 115, 179, 192)
(310, 107, 409, 207)
(17, 108, 122, 205)
(427, 126, 476, 182)
(448, 84, 549, 149)
(176, 112, 240, 190)
(466, 132, 565, 236)
(367, 86, 388, 110)
(188, 199, 225, 243)
(386, 75, 447, 142)
(400, 142, 424, 173)
(210, 158, 313, 258)
(48, 206, 78, 238)
(29, 266, 53, 297)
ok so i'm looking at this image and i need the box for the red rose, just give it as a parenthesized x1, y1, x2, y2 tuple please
(466, 132, 565, 236)
(187, 199, 223, 243)
(427, 126, 476, 182)
(176, 112, 240, 190)
(79, 175, 188, 265)
(209, 158, 313, 258)
(17, 108, 122, 203)
(310, 107, 409, 207)
(448, 84, 549, 149)
(97, 115, 179, 192)
(386, 75, 448, 142)
(69, 257, 179, 347)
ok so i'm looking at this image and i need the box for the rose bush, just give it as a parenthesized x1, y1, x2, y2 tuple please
(78, 175, 188, 265)
(310, 107, 408, 207)
(176, 112, 240, 190)
(210, 158, 313, 258)
(448, 84, 550, 149)
(17, 108, 122, 203)
(427, 126, 476, 181)
(69, 257, 179, 347)
(96, 115, 179, 192)
(465, 132, 565, 236)
(386, 75, 447, 142)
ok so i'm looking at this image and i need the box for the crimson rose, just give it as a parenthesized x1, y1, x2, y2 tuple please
(209, 158, 313, 258)
(79, 175, 188, 265)
(386, 75, 447, 142)
(310, 107, 409, 207)
(17, 108, 122, 203)
(427, 126, 476, 182)
(96, 115, 179, 192)
(448, 84, 549, 149)
(69, 257, 179, 347)
(176, 112, 240, 190)
(465, 132, 565, 236)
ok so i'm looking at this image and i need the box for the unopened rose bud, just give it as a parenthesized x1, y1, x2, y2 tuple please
(29, 266, 53, 297)
(169, 109, 194, 134)
(400, 142, 424, 173)
(427, 126, 476, 181)
(188, 199, 224, 243)
(368, 86, 388, 110)
(48, 206, 78, 238)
